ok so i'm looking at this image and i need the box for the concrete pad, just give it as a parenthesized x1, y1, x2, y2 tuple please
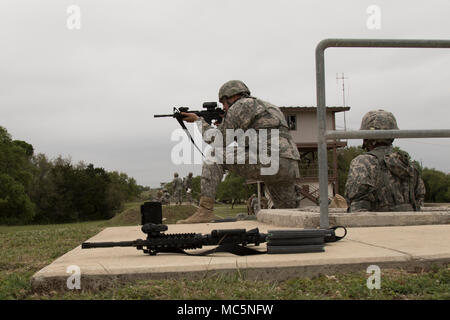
(347, 225, 450, 260)
(31, 221, 450, 290)
(257, 207, 450, 228)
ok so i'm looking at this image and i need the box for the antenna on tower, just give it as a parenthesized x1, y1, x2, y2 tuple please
(336, 73, 348, 131)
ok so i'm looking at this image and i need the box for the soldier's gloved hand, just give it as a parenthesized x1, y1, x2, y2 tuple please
(211, 112, 225, 126)
(181, 112, 199, 123)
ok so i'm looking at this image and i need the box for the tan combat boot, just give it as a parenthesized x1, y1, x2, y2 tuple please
(177, 196, 217, 224)
(329, 194, 348, 209)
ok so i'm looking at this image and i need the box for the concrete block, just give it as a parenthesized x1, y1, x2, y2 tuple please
(257, 207, 450, 228)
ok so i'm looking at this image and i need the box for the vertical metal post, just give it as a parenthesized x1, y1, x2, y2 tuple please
(316, 45, 329, 228)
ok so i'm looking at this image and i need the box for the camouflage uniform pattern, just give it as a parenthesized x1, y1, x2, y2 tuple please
(198, 94, 301, 208)
(184, 173, 193, 189)
(247, 194, 256, 214)
(199, 97, 301, 161)
(345, 145, 426, 212)
(251, 196, 259, 213)
(184, 173, 193, 203)
(161, 190, 171, 205)
(172, 174, 184, 205)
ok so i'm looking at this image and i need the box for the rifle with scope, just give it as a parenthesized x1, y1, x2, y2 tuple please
(154, 102, 224, 125)
(82, 223, 265, 256)
(81, 202, 347, 256)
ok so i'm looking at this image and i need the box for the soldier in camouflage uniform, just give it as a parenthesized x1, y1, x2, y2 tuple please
(156, 189, 163, 202)
(184, 172, 193, 204)
(247, 194, 256, 215)
(163, 189, 171, 205)
(345, 110, 426, 212)
(177, 80, 301, 223)
(172, 172, 183, 205)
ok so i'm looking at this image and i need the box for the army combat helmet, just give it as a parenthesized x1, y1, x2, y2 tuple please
(360, 109, 399, 150)
(360, 109, 399, 131)
(218, 80, 250, 102)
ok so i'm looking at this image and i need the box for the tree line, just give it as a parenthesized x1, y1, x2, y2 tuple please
(0, 126, 143, 225)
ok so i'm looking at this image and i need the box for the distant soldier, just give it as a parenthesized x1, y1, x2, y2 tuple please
(251, 196, 259, 214)
(184, 172, 193, 204)
(345, 110, 426, 212)
(249, 194, 268, 214)
(172, 172, 183, 205)
(156, 189, 163, 202)
(162, 189, 171, 205)
(247, 194, 256, 215)
(260, 196, 268, 210)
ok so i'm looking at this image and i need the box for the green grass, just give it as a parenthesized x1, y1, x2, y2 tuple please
(0, 202, 448, 300)
(214, 203, 247, 219)
(0, 220, 102, 299)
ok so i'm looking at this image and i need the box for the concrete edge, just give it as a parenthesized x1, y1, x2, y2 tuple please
(31, 256, 450, 292)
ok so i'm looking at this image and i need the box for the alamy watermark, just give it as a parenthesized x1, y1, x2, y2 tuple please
(366, 265, 381, 289)
(66, 265, 81, 290)
(67, 5, 81, 30)
(366, 5, 381, 30)
(171, 127, 280, 175)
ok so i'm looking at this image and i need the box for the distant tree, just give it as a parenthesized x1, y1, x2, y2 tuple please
(28, 153, 55, 222)
(0, 174, 35, 224)
(216, 172, 255, 208)
(421, 168, 450, 203)
(0, 126, 36, 224)
(28, 155, 142, 223)
(13, 140, 34, 157)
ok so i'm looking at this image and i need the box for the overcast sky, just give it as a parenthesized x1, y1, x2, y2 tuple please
(1, 0, 449, 187)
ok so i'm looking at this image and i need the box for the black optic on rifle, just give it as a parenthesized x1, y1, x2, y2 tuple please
(202, 102, 218, 109)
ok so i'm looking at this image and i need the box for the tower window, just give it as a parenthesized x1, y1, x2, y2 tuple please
(286, 115, 297, 131)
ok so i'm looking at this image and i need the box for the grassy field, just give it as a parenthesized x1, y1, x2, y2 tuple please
(0, 202, 448, 300)
(214, 203, 248, 219)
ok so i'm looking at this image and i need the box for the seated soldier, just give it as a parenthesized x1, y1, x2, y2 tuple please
(345, 110, 425, 212)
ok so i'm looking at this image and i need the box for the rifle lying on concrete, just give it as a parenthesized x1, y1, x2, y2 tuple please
(153, 102, 225, 156)
(82, 202, 346, 256)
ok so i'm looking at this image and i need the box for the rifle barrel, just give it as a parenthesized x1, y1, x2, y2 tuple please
(154, 114, 175, 118)
(82, 240, 139, 248)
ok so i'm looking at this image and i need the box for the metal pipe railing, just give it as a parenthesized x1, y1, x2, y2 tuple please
(316, 38, 450, 228)
(325, 129, 450, 140)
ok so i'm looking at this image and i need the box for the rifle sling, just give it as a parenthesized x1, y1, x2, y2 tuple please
(176, 116, 205, 157)
(174, 226, 347, 256)
(179, 244, 265, 256)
